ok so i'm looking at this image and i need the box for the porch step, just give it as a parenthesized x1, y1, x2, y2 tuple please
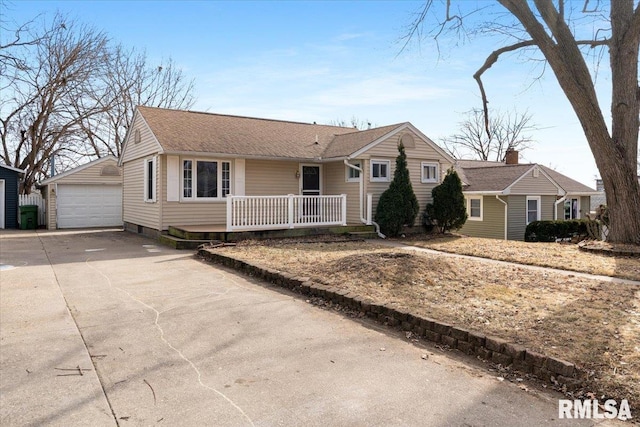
(163, 224, 378, 249)
(348, 231, 380, 239)
(168, 226, 227, 241)
(159, 233, 216, 250)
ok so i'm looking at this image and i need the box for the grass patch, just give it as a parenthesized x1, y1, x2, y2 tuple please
(406, 235, 640, 281)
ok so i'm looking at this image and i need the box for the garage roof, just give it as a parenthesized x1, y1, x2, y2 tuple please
(39, 156, 120, 185)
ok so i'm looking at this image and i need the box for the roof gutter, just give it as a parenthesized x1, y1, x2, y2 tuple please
(344, 160, 385, 239)
(463, 190, 503, 195)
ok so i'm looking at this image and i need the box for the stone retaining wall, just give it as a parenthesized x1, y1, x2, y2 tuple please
(199, 248, 583, 390)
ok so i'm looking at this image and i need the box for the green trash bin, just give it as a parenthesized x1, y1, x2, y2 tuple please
(19, 205, 38, 230)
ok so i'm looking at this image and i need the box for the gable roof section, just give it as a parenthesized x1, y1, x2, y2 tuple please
(1, 164, 25, 174)
(39, 155, 119, 185)
(322, 123, 405, 159)
(136, 106, 357, 160)
(461, 164, 536, 193)
(347, 122, 456, 164)
(457, 160, 598, 195)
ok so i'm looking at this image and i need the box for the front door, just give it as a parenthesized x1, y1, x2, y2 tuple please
(301, 165, 320, 216)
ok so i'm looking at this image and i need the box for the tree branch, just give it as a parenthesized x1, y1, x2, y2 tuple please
(473, 40, 536, 139)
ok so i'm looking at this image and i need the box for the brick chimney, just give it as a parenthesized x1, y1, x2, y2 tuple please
(505, 149, 519, 165)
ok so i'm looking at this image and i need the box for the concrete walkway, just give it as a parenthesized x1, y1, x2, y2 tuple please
(1, 230, 622, 426)
(374, 240, 640, 286)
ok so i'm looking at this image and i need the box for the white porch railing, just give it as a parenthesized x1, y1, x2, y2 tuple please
(227, 194, 347, 231)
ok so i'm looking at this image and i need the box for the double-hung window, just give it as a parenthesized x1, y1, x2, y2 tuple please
(370, 160, 390, 182)
(182, 159, 231, 200)
(466, 196, 482, 221)
(346, 162, 361, 182)
(421, 162, 439, 183)
(526, 196, 541, 224)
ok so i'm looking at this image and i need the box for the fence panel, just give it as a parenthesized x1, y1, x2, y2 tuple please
(18, 193, 46, 226)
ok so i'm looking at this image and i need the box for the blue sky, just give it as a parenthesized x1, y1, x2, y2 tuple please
(4, 0, 610, 187)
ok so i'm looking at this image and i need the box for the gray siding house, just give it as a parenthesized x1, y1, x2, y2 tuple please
(455, 153, 599, 241)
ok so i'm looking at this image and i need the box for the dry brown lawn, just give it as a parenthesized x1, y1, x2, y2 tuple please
(406, 235, 640, 281)
(210, 238, 640, 411)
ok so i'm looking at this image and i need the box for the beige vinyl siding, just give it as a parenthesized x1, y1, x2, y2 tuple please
(365, 132, 446, 161)
(245, 159, 300, 195)
(123, 158, 160, 230)
(510, 169, 558, 194)
(507, 196, 526, 240)
(46, 185, 57, 230)
(361, 132, 453, 226)
(459, 195, 505, 239)
(160, 155, 227, 230)
(51, 159, 122, 185)
(121, 112, 164, 230)
(121, 113, 162, 163)
(324, 161, 361, 225)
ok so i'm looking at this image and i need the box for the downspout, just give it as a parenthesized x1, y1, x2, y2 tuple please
(495, 195, 508, 240)
(554, 195, 567, 221)
(344, 160, 386, 238)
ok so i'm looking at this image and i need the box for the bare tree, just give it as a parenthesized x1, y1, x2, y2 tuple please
(0, 14, 113, 193)
(330, 116, 375, 130)
(441, 108, 535, 161)
(79, 45, 195, 158)
(404, 0, 640, 244)
(0, 13, 196, 192)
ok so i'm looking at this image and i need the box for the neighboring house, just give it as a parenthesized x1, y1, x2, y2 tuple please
(119, 106, 454, 237)
(0, 164, 24, 229)
(590, 178, 606, 213)
(590, 177, 640, 212)
(39, 156, 123, 229)
(455, 151, 599, 240)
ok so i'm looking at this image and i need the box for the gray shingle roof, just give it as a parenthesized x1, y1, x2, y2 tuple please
(455, 160, 597, 194)
(538, 165, 598, 193)
(136, 106, 405, 160)
(460, 164, 536, 192)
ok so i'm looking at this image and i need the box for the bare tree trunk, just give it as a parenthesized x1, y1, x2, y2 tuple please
(499, 0, 640, 244)
(605, 0, 640, 243)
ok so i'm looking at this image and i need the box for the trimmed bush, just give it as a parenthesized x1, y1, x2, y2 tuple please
(374, 143, 419, 237)
(425, 169, 467, 233)
(524, 220, 589, 242)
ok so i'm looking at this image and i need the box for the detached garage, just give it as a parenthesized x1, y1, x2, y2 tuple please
(40, 156, 123, 229)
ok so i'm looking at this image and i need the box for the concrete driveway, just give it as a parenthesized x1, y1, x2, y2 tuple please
(1, 230, 604, 426)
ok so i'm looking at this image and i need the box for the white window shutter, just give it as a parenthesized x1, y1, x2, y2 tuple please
(234, 159, 245, 196)
(166, 156, 179, 201)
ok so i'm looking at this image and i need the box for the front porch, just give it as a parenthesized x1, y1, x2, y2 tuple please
(158, 193, 377, 249)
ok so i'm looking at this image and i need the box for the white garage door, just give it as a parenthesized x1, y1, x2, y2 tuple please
(57, 184, 122, 228)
